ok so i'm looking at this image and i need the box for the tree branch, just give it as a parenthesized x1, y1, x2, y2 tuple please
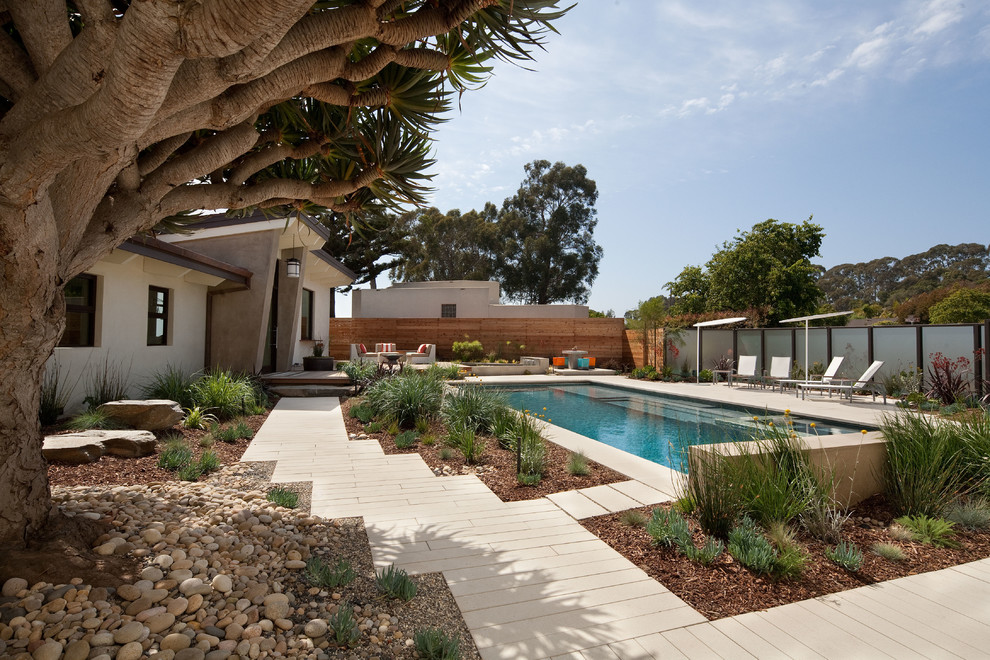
(75, 0, 116, 24)
(6, 0, 73, 78)
(0, 27, 37, 101)
(229, 139, 328, 186)
(138, 133, 193, 176)
(179, 0, 314, 59)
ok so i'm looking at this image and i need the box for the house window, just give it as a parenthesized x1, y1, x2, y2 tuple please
(441, 304, 457, 318)
(301, 288, 314, 340)
(147, 286, 169, 346)
(59, 274, 96, 347)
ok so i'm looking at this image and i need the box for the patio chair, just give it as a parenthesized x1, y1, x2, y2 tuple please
(776, 356, 844, 393)
(733, 355, 760, 387)
(764, 356, 792, 389)
(349, 343, 379, 364)
(796, 360, 886, 402)
(405, 343, 436, 365)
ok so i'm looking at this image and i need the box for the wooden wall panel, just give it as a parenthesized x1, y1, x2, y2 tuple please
(329, 317, 626, 362)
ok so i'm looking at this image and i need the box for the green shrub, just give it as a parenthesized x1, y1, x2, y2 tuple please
(441, 386, 506, 432)
(490, 407, 519, 450)
(619, 510, 649, 527)
(773, 542, 809, 579)
(199, 433, 215, 448)
(328, 601, 361, 646)
(880, 412, 968, 517)
(425, 364, 462, 381)
(365, 372, 444, 427)
(421, 433, 436, 446)
(871, 543, 906, 561)
(415, 417, 431, 434)
(395, 430, 419, 449)
(728, 518, 777, 575)
(698, 369, 713, 383)
(451, 340, 485, 362)
(157, 440, 192, 470)
(198, 449, 220, 473)
(946, 498, 990, 530)
(414, 628, 461, 660)
(178, 462, 202, 481)
(232, 418, 254, 439)
(376, 564, 417, 601)
(305, 556, 357, 588)
(266, 487, 299, 509)
(189, 369, 257, 420)
(212, 423, 239, 444)
(83, 355, 130, 409)
(825, 541, 863, 572)
(956, 412, 990, 489)
(446, 425, 485, 464)
(800, 500, 850, 544)
(141, 364, 196, 408)
(366, 421, 383, 433)
(679, 536, 724, 566)
(567, 451, 590, 476)
(341, 360, 379, 390)
(438, 447, 452, 460)
(64, 409, 124, 431)
(683, 450, 743, 540)
(894, 514, 959, 547)
(646, 508, 691, 548)
(183, 406, 218, 430)
(517, 473, 542, 486)
(40, 361, 73, 426)
(672, 497, 695, 515)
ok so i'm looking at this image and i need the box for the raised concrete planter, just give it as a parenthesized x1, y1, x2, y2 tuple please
(460, 356, 549, 376)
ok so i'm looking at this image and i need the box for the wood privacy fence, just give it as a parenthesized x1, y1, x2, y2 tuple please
(329, 317, 630, 363)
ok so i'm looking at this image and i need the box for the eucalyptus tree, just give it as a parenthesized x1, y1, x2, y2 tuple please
(0, 0, 567, 546)
(391, 204, 499, 282)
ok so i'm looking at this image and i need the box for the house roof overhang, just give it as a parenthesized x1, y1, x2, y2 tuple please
(117, 236, 252, 287)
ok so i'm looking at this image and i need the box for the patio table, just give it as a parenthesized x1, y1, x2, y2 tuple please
(712, 369, 733, 385)
(561, 349, 587, 369)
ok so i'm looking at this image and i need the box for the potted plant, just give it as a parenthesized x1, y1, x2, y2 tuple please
(302, 339, 335, 371)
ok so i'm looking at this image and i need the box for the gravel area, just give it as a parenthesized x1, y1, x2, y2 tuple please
(4, 411, 481, 659)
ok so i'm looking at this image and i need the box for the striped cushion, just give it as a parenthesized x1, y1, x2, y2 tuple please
(359, 344, 368, 354)
(418, 343, 429, 354)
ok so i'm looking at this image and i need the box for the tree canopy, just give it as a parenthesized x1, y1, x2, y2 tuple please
(495, 160, 603, 304)
(0, 0, 569, 546)
(928, 288, 990, 324)
(391, 205, 498, 282)
(666, 218, 825, 324)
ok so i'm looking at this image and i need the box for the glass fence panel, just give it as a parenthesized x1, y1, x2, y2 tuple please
(922, 325, 979, 390)
(737, 330, 762, 373)
(794, 327, 829, 378)
(873, 327, 919, 385)
(764, 329, 793, 376)
(701, 330, 733, 374)
(831, 328, 869, 379)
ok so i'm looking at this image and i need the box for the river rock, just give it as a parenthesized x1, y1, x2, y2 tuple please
(2, 577, 27, 597)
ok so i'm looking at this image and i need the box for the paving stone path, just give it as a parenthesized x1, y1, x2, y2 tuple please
(242, 397, 990, 659)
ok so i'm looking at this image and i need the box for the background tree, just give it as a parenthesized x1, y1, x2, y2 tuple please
(666, 218, 825, 324)
(390, 205, 498, 281)
(0, 1, 567, 547)
(495, 160, 603, 304)
(320, 209, 405, 291)
(928, 288, 990, 324)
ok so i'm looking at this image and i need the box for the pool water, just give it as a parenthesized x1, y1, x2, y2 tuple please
(500, 383, 870, 471)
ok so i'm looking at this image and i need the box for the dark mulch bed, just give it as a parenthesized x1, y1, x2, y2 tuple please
(46, 412, 268, 488)
(582, 494, 990, 620)
(340, 397, 629, 501)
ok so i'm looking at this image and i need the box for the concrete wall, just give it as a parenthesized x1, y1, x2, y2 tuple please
(353, 281, 588, 319)
(291, 266, 333, 366)
(180, 232, 278, 373)
(689, 431, 888, 507)
(48, 255, 208, 414)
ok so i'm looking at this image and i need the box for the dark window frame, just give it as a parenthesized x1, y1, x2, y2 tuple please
(59, 274, 97, 347)
(441, 303, 457, 318)
(300, 288, 314, 340)
(147, 285, 170, 346)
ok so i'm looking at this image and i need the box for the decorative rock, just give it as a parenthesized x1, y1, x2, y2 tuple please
(284, 560, 306, 570)
(161, 633, 192, 651)
(113, 621, 146, 644)
(141, 567, 164, 582)
(303, 619, 327, 638)
(98, 399, 183, 430)
(32, 640, 62, 660)
(116, 584, 142, 601)
(174, 648, 207, 660)
(63, 639, 90, 660)
(262, 594, 290, 621)
(147, 612, 176, 634)
(211, 575, 232, 594)
(2, 578, 27, 597)
(116, 641, 145, 660)
(90, 631, 115, 646)
(42, 430, 157, 463)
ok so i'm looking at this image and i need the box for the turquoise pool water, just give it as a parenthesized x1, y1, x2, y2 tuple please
(500, 383, 872, 471)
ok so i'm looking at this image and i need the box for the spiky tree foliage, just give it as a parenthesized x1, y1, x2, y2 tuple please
(0, 0, 568, 546)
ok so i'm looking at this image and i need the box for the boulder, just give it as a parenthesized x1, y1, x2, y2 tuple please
(99, 399, 183, 430)
(43, 430, 157, 464)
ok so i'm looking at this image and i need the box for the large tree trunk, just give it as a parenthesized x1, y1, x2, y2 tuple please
(0, 201, 62, 546)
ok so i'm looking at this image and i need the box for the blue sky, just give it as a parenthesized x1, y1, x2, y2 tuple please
(339, 0, 990, 317)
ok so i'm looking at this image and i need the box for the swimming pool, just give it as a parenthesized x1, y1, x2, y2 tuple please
(499, 383, 872, 471)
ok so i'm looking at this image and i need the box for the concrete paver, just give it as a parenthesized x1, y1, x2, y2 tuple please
(245, 395, 990, 659)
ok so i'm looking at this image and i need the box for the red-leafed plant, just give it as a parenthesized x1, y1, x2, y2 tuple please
(926, 352, 972, 405)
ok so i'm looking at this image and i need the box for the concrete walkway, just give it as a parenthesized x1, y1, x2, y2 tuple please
(241, 397, 990, 659)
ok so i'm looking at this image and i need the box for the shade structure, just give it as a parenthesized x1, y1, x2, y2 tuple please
(692, 317, 747, 379)
(780, 311, 853, 379)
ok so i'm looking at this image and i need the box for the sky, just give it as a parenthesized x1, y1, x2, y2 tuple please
(337, 0, 990, 317)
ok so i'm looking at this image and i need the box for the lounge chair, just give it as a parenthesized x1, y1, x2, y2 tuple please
(764, 356, 792, 389)
(776, 356, 844, 393)
(405, 343, 436, 365)
(733, 355, 760, 387)
(350, 343, 379, 364)
(796, 360, 886, 402)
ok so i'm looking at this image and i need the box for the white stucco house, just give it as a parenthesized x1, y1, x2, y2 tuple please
(351, 280, 589, 319)
(48, 212, 355, 413)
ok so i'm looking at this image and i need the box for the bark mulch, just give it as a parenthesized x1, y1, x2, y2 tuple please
(582, 495, 990, 620)
(340, 397, 629, 501)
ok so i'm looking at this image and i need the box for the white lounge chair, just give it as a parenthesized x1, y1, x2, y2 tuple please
(796, 360, 886, 402)
(733, 355, 760, 387)
(776, 356, 844, 393)
(764, 356, 792, 389)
